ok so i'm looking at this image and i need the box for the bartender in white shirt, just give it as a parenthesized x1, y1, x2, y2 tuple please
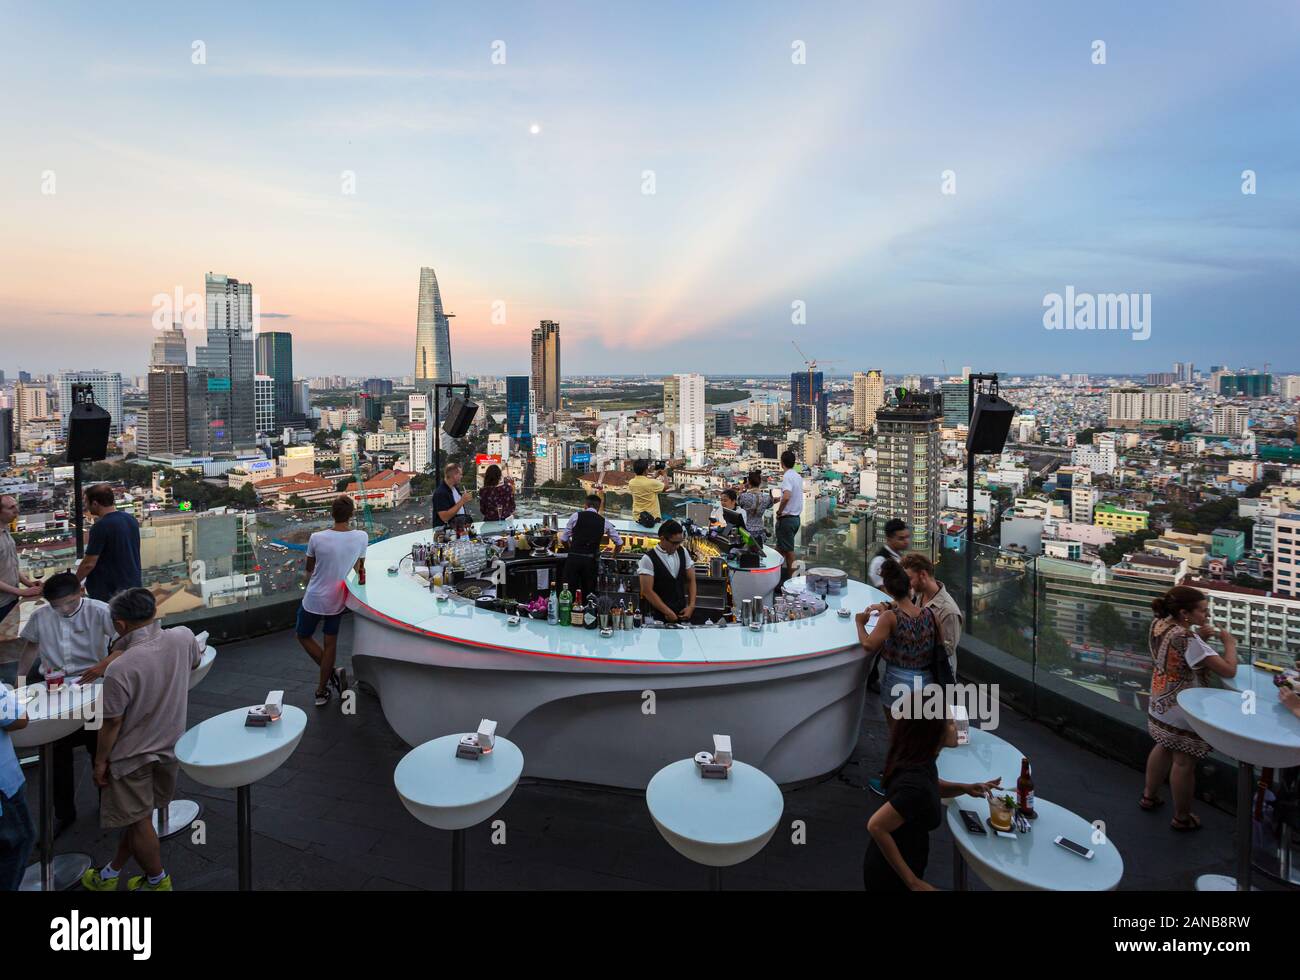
(15, 571, 118, 835)
(637, 520, 697, 625)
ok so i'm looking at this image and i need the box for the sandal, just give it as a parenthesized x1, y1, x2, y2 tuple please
(1170, 813, 1201, 832)
(1138, 794, 1164, 811)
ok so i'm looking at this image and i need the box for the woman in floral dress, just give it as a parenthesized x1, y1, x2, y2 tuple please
(1143, 585, 1238, 831)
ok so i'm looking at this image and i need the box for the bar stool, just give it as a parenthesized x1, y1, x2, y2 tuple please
(154, 644, 217, 839)
(646, 758, 783, 889)
(175, 703, 306, 890)
(16, 681, 100, 891)
(394, 733, 523, 890)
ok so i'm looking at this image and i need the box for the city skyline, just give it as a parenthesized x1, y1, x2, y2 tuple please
(1, 2, 1298, 377)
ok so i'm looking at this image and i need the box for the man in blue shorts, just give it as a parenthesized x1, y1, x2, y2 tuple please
(297, 496, 368, 707)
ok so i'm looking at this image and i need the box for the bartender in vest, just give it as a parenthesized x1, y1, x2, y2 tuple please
(431, 462, 473, 530)
(868, 518, 911, 589)
(559, 491, 623, 597)
(638, 519, 697, 625)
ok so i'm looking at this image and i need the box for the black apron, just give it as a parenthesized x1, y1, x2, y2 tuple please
(563, 509, 605, 597)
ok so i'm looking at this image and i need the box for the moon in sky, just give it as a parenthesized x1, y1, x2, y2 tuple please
(529, 123, 541, 135)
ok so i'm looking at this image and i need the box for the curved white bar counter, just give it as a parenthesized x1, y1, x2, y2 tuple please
(347, 524, 881, 788)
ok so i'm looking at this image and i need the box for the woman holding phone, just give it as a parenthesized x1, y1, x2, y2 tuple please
(864, 709, 1000, 891)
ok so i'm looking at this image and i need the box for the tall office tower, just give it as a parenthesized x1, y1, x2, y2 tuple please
(1274, 513, 1300, 599)
(58, 370, 124, 438)
(254, 375, 276, 435)
(192, 272, 256, 453)
(142, 365, 189, 455)
(1212, 404, 1250, 438)
(874, 391, 942, 552)
(940, 381, 971, 427)
(363, 378, 394, 397)
(790, 370, 827, 432)
(407, 393, 433, 472)
(414, 267, 453, 408)
(1281, 375, 1300, 400)
(670, 373, 706, 455)
(0, 408, 12, 463)
(505, 375, 532, 450)
(255, 330, 295, 430)
(1106, 387, 1190, 429)
(13, 382, 50, 429)
(852, 370, 885, 432)
(1174, 361, 1195, 384)
(531, 320, 561, 414)
(292, 379, 311, 417)
(150, 321, 189, 366)
(662, 375, 679, 424)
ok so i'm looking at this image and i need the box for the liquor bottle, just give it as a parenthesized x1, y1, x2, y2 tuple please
(633, 606, 643, 629)
(547, 585, 558, 625)
(572, 590, 584, 628)
(584, 596, 599, 630)
(558, 582, 573, 627)
(1016, 757, 1037, 818)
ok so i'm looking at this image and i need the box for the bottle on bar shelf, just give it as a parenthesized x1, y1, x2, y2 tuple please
(558, 582, 572, 627)
(1017, 757, 1037, 819)
(547, 585, 558, 625)
(572, 590, 584, 628)
(584, 595, 599, 630)
(632, 605, 643, 629)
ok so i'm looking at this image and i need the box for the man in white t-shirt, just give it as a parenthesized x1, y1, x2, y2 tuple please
(775, 450, 804, 581)
(297, 496, 368, 707)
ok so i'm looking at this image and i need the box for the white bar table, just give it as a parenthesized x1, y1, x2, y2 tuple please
(945, 794, 1123, 891)
(154, 644, 217, 840)
(1178, 686, 1300, 892)
(175, 704, 307, 891)
(937, 727, 1023, 890)
(394, 734, 523, 890)
(15, 681, 100, 891)
(646, 758, 783, 890)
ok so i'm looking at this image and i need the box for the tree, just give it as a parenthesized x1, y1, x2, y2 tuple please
(1089, 602, 1129, 651)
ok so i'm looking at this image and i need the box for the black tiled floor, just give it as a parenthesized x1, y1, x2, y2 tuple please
(31, 617, 1247, 890)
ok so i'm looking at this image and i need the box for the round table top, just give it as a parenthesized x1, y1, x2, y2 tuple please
(394, 734, 524, 810)
(645, 759, 784, 848)
(10, 680, 101, 748)
(190, 645, 216, 690)
(946, 795, 1123, 891)
(937, 728, 1023, 788)
(176, 704, 308, 770)
(1177, 687, 1300, 769)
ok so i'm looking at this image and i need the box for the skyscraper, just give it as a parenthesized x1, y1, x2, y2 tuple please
(531, 320, 561, 414)
(58, 370, 124, 438)
(940, 381, 971, 427)
(254, 375, 276, 435)
(150, 322, 188, 366)
(790, 370, 826, 432)
(0, 408, 12, 463)
(143, 365, 189, 454)
(671, 373, 706, 455)
(192, 273, 256, 453)
(255, 330, 295, 430)
(407, 393, 433, 472)
(852, 370, 884, 431)
(505, 375, 532, 450)
(875, 391, 942, 552)
(414, 267, 453, 408)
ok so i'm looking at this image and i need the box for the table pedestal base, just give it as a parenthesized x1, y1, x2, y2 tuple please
(153, 799, 202, 840)
(709, 867, 722, 891)
(451, 828, 465, 891)
(20, 852, 91, 892)
(1196, 873, 1258, 892)
(953, 842, 968, 891)
(237, 785, 252, 891)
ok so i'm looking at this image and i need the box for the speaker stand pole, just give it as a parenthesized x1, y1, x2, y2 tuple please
(73, 461, 85, 559)
(963, 383, 974, 627)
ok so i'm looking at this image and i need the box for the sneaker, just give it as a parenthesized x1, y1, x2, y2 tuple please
(81, 867, 120, 892)
(127, 874, 173, 892)
(314, 687, 331, 707)
(868, 775, 885, 797)
(331, 666, 348, 695)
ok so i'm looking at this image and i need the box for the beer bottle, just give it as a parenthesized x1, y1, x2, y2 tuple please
(1016, 757, 1037, 818)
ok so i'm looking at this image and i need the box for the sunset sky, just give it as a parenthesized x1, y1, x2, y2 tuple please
(1, 1, 1298, 377)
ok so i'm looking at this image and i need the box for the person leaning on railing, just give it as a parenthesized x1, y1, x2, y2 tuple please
(1142, 584, 1237, 832)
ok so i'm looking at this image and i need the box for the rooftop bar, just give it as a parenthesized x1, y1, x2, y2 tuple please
(347, 517, 883, 787)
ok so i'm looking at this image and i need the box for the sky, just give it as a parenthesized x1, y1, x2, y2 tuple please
(1, 0, 1298, 378)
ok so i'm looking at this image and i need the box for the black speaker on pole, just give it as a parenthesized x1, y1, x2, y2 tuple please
(442, 394, 479, 438)
(66, 385, 112, 463)
(966, 392, 1016, 454)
